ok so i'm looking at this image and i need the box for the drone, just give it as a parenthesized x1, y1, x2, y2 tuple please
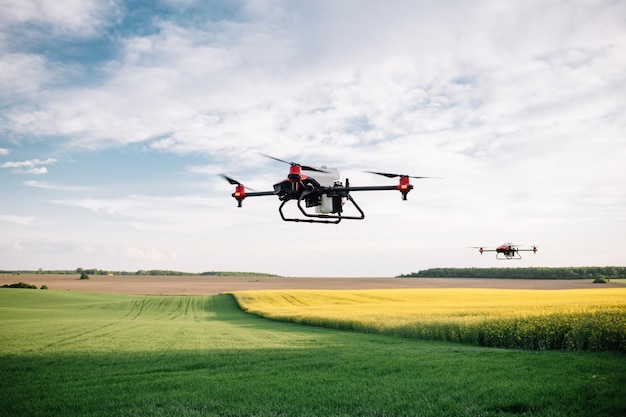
(220, 154, 433, 224)
(474, 243, 538, 260)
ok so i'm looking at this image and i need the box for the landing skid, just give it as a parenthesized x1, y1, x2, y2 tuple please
(278, 194, 365, 224)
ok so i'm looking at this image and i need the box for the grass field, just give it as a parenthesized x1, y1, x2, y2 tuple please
(232, 288, 626, 352)
(1, 288, 626, 417)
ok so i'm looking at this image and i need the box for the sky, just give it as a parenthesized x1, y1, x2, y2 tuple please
(1, 0, 625, 277)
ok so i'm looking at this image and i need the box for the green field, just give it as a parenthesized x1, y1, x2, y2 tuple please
(1, 289, 625, 417)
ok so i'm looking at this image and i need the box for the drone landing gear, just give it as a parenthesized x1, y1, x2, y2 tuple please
(278, 194, 365, 224)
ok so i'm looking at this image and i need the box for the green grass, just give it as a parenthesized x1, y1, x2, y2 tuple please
(1, 289, 625, 417)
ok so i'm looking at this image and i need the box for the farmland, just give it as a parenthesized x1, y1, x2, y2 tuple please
(1, 277, 626, 416)
(231, 288, 626, 352)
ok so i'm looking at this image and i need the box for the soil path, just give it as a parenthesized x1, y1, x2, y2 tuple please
(1, 274, 623, 295)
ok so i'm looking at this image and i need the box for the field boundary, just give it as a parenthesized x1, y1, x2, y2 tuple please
(1, 274, 624, 295)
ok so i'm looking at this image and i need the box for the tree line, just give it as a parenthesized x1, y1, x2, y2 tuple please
(0, 268, 280, 277)
(397, 267, 626, 279)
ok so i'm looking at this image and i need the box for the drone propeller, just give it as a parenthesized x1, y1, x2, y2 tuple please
(365, 171, 432, 179)
(260, 153, 328, 173)
(219, 174, 256, 191)
(220, 174, 242, 186)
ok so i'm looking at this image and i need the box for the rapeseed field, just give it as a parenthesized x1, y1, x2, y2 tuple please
(232, 288, 626, 351)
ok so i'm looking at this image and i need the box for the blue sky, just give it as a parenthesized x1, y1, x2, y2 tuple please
(1, 0, 625, 276)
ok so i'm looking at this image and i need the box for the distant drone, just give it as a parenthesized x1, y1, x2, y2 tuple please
(474, 243, 538, 260)
(221, 154, 434, 224)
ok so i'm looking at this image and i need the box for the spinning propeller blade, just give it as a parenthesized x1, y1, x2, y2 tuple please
(260, 153, 328, 172)
(220, 174, 242, 186)
(365, 171, 433, 179)
(219, 174, 256, 191)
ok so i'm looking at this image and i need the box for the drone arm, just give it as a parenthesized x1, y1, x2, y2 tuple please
(241, 191, 275, 197)
(335, 185, 398, 192)
(332, 184, 414, 199)
(517, 247, 538, 253)
(231, 189, 275, 207)
(473, 248, 497, 254)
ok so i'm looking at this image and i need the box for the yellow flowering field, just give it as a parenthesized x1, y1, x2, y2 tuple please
(231, 288, 626, 351)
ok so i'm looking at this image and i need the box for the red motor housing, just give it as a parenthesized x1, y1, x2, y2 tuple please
(233, 184, 246, 206)
(288, 165, 304, 182)
(396, 176, 412, 199)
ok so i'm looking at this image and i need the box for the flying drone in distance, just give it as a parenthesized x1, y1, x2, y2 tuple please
(473, 243, 538, 260)
(220, 154, 435, 224)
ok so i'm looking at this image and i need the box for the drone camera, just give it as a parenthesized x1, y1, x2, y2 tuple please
(332, 195, 343, 213)
(305, 194, 321, 209)
(273, 180, 295, 196)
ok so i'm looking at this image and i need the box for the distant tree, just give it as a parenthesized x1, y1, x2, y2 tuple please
(1, 282, 37, 289)
(80, 272, 89, 280)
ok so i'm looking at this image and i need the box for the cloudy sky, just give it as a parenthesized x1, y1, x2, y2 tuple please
(1, 0, 625, 276)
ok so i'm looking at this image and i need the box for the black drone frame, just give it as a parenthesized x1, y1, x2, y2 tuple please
(476, 246, 538, 260)
(221, 159, 429, 224)
(276, 178, 386, 224)
(222, 170, 428, 224)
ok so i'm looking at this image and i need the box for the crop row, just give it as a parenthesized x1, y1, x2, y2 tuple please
(232, 288, 626, 352)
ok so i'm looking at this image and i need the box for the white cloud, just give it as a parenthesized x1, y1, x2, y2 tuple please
(0, 214, 35, 225)
(1, 158, 56, 174)
(23, 180, 94, 191)
(0, 0, 120, 37)
(2, 0, 621, 165)
(0, 148, 8, 155)
(0, 53, 49, 97)
(22, 167, 48, 175)
(2, 158, 57, 168)
(49, 194, 230, 232)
